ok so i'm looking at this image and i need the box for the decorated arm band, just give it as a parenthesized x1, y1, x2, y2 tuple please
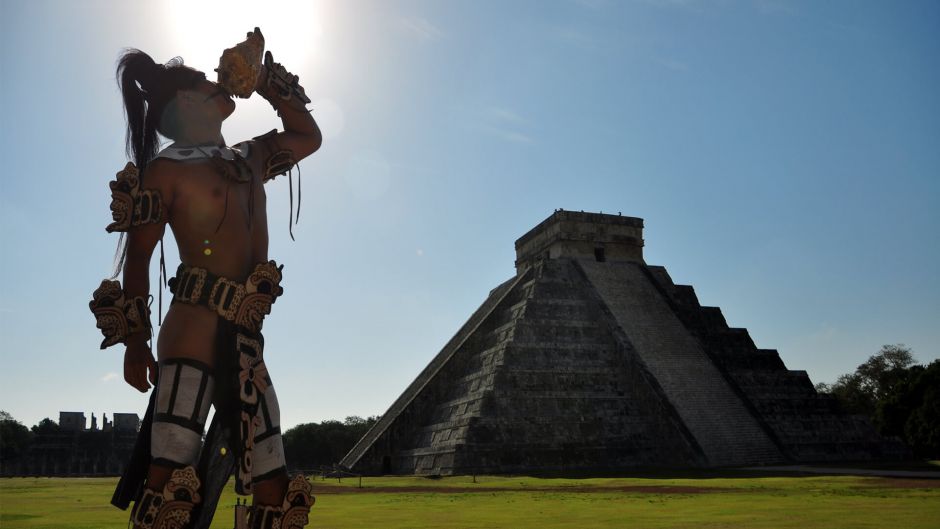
(89, 280, 152, 349)
(106, 162, 165, 233)
(247, 129, 297, 184)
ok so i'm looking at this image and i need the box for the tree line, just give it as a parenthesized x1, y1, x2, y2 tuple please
(0, 412, 60, 462)
(815, 344, 939, 458)
(282, 415, 380, 471)
(6, 344, 935, 470)
(1, 411, 378, 473)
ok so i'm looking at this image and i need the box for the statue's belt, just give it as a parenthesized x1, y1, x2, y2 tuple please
(167, 260, 284, 333)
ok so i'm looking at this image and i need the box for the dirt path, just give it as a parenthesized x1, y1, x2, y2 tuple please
(309, 485, 735, 495)
(740, 465, 940, 480)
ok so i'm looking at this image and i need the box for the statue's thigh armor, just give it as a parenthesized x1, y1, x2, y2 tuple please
(131, 359, 213, 528)
(152, 358, 215, 468)
(250, 382, 287, 483)
(234, 331, 287, 493)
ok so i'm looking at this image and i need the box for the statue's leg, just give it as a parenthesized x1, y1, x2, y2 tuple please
(223, 328, 313, 528)
(131, 358, 214, 529)
(250, 382, 288, 490)
(247, 475, 314, 529)
(246, 384, 314, 529)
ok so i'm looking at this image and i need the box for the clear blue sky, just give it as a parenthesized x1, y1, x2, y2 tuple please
(1, 0, 937, 430)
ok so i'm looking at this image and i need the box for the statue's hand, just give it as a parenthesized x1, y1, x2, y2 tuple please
(253, 51, 270, 94)
(124, 339, 157, 393)
(255, 50, 289, 95)
(255, 50, 310, 108)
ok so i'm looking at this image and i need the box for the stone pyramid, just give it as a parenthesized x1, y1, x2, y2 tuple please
(341, 211, 904, 475)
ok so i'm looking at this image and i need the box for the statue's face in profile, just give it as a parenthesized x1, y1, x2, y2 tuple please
(177, 77, 236, 127)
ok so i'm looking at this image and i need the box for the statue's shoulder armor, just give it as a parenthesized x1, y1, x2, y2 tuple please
(154, 143, 254, 184)
(230, 139, 253, 160)
(240, 129, 297, 184)
(154, 144, 234, 162)
(106, 162, 164, 233)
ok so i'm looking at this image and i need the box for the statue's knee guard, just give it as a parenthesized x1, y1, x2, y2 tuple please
(250, 383, 288, 483)
(152, 358, 214, 467)
(131, 466, 202, 529)
(245, 474, 315, 529)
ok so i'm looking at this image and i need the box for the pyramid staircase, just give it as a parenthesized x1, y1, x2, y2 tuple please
(644, 265, 907, 461)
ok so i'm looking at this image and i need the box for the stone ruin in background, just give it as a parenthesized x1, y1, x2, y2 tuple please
(341, 210, 906, 475)
(1, 411, 140, 476)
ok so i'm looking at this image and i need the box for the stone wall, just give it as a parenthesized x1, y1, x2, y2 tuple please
(1, 429, 138, 477)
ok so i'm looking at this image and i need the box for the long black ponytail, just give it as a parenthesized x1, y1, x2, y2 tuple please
(116, 49, 163, 172)
(111, 49, 202, 283)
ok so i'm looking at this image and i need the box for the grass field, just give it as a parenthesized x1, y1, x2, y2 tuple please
(1, 471, 938, 528)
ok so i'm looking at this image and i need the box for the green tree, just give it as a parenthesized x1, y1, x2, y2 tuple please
(0, 411, 33, 461)
(820, 345, 939, 457)
(822, 344, 915, 417)
(857, 344, 915, 400)
(827, 372, 877, 415)
(30, 418, 61, 436)
(875, 364, 924, 439)
(901, 360, 940, 457)
(283, 415, 379, 471)
(343, 415, 380, 438)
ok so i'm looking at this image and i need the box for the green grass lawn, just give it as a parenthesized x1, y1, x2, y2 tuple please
(1, 472, 938, 528)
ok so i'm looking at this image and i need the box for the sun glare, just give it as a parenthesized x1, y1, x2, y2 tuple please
(161, 0, 323, 80)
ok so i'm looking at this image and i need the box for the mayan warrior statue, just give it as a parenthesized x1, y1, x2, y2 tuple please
(90, 28, 319, 528)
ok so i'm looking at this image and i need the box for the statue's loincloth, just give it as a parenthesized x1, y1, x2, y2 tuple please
(113, 261, 286, 527)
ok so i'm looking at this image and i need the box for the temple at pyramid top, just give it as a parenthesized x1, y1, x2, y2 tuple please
(341, 210, 905, 475)
(515, 210, 645, 272)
